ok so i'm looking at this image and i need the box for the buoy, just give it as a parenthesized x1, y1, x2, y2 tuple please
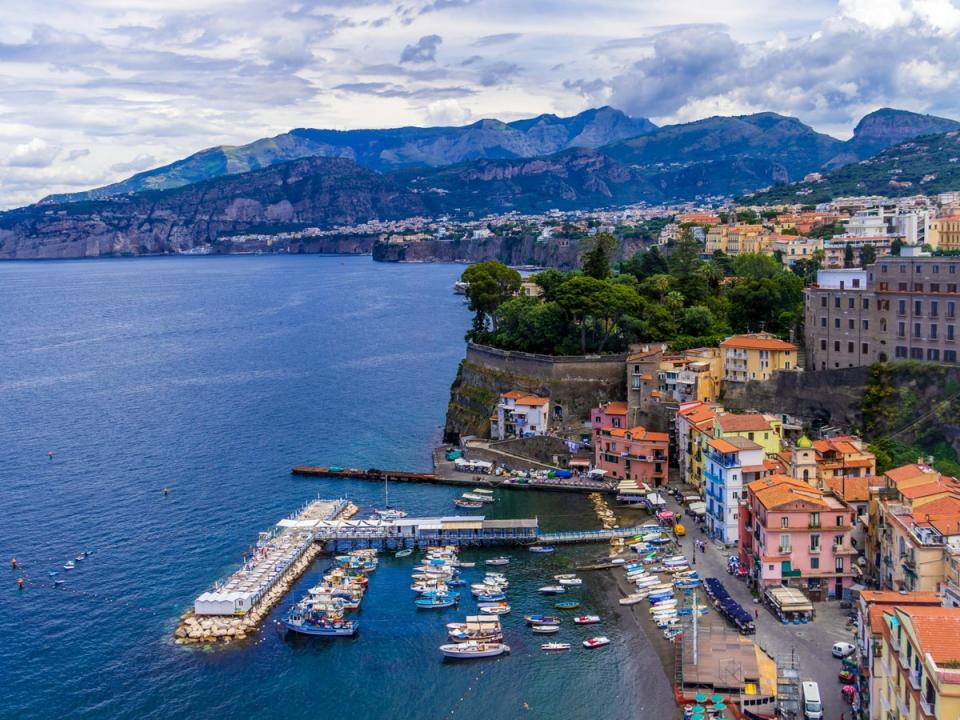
(48, 451, 54, 460)
(163, 487, 169, 496)
(17, 577, 24, 590)
(10, 557, 16, 569)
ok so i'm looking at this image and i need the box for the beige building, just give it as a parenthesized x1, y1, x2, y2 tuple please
(927, 214, 960, 252)
(719, 333, 800, 383)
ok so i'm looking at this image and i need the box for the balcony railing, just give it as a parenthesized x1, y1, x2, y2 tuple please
(909, 670, 921, 691)
(920, 696, 936, 718)
(778, 546, 792, 555)
(809, 545, 821, 554)
(896, 694, 909, 718)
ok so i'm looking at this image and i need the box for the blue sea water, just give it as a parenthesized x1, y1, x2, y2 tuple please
(0, 256, 670, 720)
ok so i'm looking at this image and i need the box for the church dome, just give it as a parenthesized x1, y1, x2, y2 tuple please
(796, 435, 813, 448)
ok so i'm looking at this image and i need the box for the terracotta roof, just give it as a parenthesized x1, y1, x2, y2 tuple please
(500, 390, 527, 399)
(749, 474, 829, 510)
(708, 438, 743, 454)
(899, 480, 953, 500)
(600, 401, 627, 415)
(899, 607, 960, 665)
(860, 590, 942, 606)
(515, 395, 548, 407)
(825, 476, 870, 503)
(678, 403, 717, 425)
(716, 413, 775, 433)
(910, 496, 960, 516)
(885, 464, 939, 486)
(639, 373, 654, 381)
(747, 474, 811, 493)
(720, 334, 798, 351)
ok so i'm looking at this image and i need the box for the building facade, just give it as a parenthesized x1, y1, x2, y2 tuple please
(592, 403, 669, 486)
(491, 391, 550, 440)
(720, 333, 800, 383)
(704, 436, 769, 544)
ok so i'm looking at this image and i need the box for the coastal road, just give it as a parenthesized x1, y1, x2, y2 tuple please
(666, 495, 856, 720)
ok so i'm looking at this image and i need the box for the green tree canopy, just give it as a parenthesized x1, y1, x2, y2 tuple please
(462, 261, 521, 335)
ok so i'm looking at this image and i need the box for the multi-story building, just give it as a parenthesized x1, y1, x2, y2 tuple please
(771, 235, 823, 266)
(591, 404, 669, 486)
(927, 213, 960, 252)
(625, 344, 668, 427)
(878, 497, 960, 592)
(823, 235, 892, 269)
(805, 257, 960, 369)
(739, 474, 857, 599)
(705, 224, 766, 256)
(490, 391, 550, 440)
(720, 333, 800, 383)
(773, 435, 876, 487)
(675, 401, 718, 491)
(704, 436, 771, 544)
(713, 411, 783, 457)
(876, 606, 960, 720)
(656, 347, 723, 405)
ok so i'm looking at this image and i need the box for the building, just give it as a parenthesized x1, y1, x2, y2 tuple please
(625, 344, 668, 426)
(656, 347, 723, 405)
(704, 436, 771, 544)
(926, 213, 960, 252)
(805, 257, 960, 369)
(592, 403, 669, 486)
(875, 606, 960, 720)
(774, 435, 877, 487)
(877, 496, 960, 593)
(490, 391, 550, 440)
(713, 411, 783, 457)
(771, 235, 823, 266)
(675, 401, 718, 491)
(705, 224, 767, 256)
(720, 333, 799, 383)
(822, 235, 892, 269)
(740, 474, 857, 599)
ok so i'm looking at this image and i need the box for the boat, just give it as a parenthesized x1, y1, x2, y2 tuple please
(374, 508, 407, 520)
(524, 614, 560, 626)
(454, 498, 483, 508)
(282, 607, 359, 637)
(75, 553, 86, 562)
(558, 577, 582, 586)
(63, 561, 75, 570)
(461, 493, 494, 503)
(48, 571, 58, 577)
(573, 615, 601, 625)
(476, 592, 507, 602)
(528, 546, 555, 554)
(479, 604, 511, 615)
(452, 281, 470, 296)
(415, 595, 459, 609)
(439, 641, 510, 659)
(555, 601, 580, 610)
(395, 548, 413, 558)
(53, 580, 64, 586)
(541, 642, 571, 651)
(538, 585, 566, 595)
(531, 624, 560, 634)
(471, 488, 494, 495)
(583, 636, 610, 649)
(554, 573, 577, 580)
(485, 557, 510, 566)
(619, 594, 645, 606)
(459, 562, 476, 568)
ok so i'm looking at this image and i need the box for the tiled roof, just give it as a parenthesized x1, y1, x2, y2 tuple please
(720, 334, 798, 351)
(600, 401, 628, 415)
(716, 413, 775, 433)
(515, 395, 548, 407)
(899, 607, 960, 664)
(678, 403, 717, 425)
(899, 480, 953, 500)
(860, 590, 942, 605)
(500, 390, 527, 399)
(825, 476, 870, 503)
(750, 474, 829, 510)
(885, 464, 939, 486)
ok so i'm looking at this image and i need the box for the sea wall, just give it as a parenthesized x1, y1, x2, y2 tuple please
(444, 343, 626, 441)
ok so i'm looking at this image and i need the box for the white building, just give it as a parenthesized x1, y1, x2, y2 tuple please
(491, 391, 550, 440)
(704, 436, 767, 544)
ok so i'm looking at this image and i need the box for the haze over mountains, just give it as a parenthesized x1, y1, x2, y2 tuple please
(2, 106, 959, 260)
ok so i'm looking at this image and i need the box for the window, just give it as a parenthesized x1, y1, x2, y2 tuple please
(900, 264, 907, 273)
(951, 265, 957, 274)
(810, 557, 819, 570)
(949, 325, 957, 341)
(928, 349, 940, 361)
(898, 282, 908, 292)
(848, 297, 855, 309)
(911, 347, 924, 359)
(863, 319, 869, 330)
(779, 534, 790, 552)
(810, 513, 820, 528)
(881, 264, 888, 273)
(836, 515, 844, 527)
(835, 318, 841, 329)
(950, 301, 957, 318)
(896, 346, 908, 358)
(781, 517, 789, 529)
(915, 300, 923, 315)
(899, 300, 907, 315)
(898, 321, 906, 337)
(810, 533, 821, 551)
(848, 319, 855, 330)
(834, 341, 840, 351)
(834, 297, 841, 308)
(914, 283, 924, 292)
(934, 265, 940, 274)
(931, 324, 938, 339)
(853, 278, 861, 288)
(914, 322, 922, 338)
(820, 339, 827, 350)
(863, 298, 870, 310)
(820, 295, 827, 307)
(848, 342, 854, 353)
(931, 283, 940, 293)
(835, 557, 844, 572)
(947, 350, 957, 362)
(821, 317, 827, 328)
(862, 343, 869, 355)
(932, 301, 939, 317)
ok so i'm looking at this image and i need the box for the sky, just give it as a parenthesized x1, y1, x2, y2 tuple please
(3, 0, 960, 208)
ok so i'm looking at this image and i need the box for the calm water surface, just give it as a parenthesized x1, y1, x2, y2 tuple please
(0, 256, 666, 720)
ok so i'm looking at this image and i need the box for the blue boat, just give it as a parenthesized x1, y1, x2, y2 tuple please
(524, 614, 560, 625)
(282, 607, 359, 637)
(528, 546, 555, 554)
(476, 592, 506, 602)
(415, 595, 459, 609)
(420, 590, 461, 599)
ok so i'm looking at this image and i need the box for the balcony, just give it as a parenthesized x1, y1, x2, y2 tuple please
(777, 546, 792, 555)
(896, 694, 909, 718)
(808, 520, 821, 529)
(834, 542, 858, 555)
(902, 556, 916, 570)
(920, 696, 936, 718)
(909, 670, 921, 691)
(809, 545, 821, 554)
(899, 649, 910, 670)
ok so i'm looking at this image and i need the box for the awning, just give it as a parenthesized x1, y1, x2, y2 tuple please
(569, 458, 591, 467)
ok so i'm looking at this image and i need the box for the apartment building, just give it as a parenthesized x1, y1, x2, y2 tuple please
(805, 257, 960, 369)
(704, 436, 771, 544)
(675, 401, 718, 491)
(720, 333, 800, 383)
(592, 403, 669, 486)
(927, 213, 960, 252)
(490, 391, 550, 440)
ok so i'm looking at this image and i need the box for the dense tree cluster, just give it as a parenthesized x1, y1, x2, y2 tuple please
(462, 233, 805, 355)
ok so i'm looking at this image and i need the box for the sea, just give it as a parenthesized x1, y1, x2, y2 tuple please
(0, 255, 673, 720)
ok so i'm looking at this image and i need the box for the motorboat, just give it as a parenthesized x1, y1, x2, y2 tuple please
(538, 585, 566, 595)
(439, 641, 510, 659)
(528, 546, 555, 554)
(63, 561, 75, 571)
(531, 624, 560, 634)
(485, 557, 510, 566)
(524, 614, 560, 626)
(558, 577, 582, 586)
(454, 498, 483, 508)
(461, 493, 494, 503)
(554, 601, 580, 610)
(395, 548, 413, 558)
(476, 592, 507, 602)
(573, 615, 601, 625)
(541, 642, 571, 651)
(478, 604, 511, 615)
(619, 594, 645, 606)
(471, 488, 494, 495)
(282, 606, 359, 637)
(374, 508, 408, 520)
(420, 589, 460, 600)
(583, 636, 610, 649)
(458, 562, 476, 568)
(415, 595, 459, 609)
(554, 573, 577, 580)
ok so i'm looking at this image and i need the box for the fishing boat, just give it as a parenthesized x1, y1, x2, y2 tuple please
(478, 603, 511, 615)
(583, 636, 610, 649)
(619, 593, 645, 606)
(485, 557, 510, 566)
(374, 508, 407, 520)
(531, 624, 560, 634)
(420, 589, 460, 599)
(282, 607, 359, 637)
(528, 545, 555, 554)
(558, 577, 582, 586)
(439, 641, 510, 659)
(573, 615, 601, 625)
(48, 571, 58, 577)
(75, 552, 87, 562)
(395, 548, 413, 558)
(454, 498, 483, 508)
(461, 493, 494, 503)
(541, 642, 571, 652)
(555, 600, 580, 610)
(63, 561, 75, 570)
(538, 585, 566, 595)
(415, 595, 459, 609)
(524, 614, 560, 626)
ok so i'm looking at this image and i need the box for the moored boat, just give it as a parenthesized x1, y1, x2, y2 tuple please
(619, 593, 645, 606)
(558, 577, 582, 586)
(541, 642, 571, 652)
(524, 614, 560, 626)
(485, 557, 510, 566)
(395, 548, 413, 558)
(63, 561, 75, 570)
(439, 641, 510, 659)
(583, 636, 610, 648)
(415, 595, 458, 609)
(528, 545, 555, 554)
(461, 493, 494, 503)
(478, 603, 511, 615)
(531, 624, 560, 634)
(538, 585, 566, 595)
(573, 615, 601, 625)
(555, 600, 580, 610)
(454, 498, 483, 508)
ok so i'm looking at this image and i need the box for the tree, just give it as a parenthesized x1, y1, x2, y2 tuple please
(843, 243, 855, 269)
(710, 249, 735, 277)
(554, 275, 607, 353)
(731, 253, 781, 280)
(860, 244, 877, 268)
(533, 268, 567, 302)
(680, 305, 715, 336)
(462, 261, 521, 335)
(891, 238, 904, 256)
(581, 233, 616, 280)
(620, 246, 669, 281)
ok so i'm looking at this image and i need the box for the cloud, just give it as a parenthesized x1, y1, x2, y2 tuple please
(478, 61, 520, 87)
(110, 154, 158, 173)
(473, 33, 522, 47)
(425, 99, 473, 125)
(400, 34, 442, 63)
(335, 82, 475, 99)
(420, 0, 481, 14)
(4, 138, 62, 167)
(65, 149, 91, 162)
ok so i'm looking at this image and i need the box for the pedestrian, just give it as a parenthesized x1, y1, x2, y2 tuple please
(755, 608, 759, 620)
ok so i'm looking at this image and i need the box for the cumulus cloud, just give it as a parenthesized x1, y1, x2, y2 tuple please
(425, 99, 473, 125)
(400, 34, 442, 63)
(65, 149, 91, 162)
(4, 138, 61, 167)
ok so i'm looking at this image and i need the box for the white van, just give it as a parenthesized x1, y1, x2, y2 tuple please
(802, 681, 823, 720)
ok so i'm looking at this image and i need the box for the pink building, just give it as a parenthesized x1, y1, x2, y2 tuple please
(740, 474, 857, 600)
(592, 402, 669, 487)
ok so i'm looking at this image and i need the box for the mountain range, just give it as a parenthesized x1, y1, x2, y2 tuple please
(3, 106, 960, 259)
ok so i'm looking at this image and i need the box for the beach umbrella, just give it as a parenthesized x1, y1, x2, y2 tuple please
(711, 702, 727, 711)
(710, 695, 723, 703)
(694, 693, 708, 703)
(692, 705, 705, 713)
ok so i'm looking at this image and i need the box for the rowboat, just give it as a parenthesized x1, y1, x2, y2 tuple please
(476, 592, 507, 602)
(573, 615, 601, 625)
(524, 614, 560, 625)
(619, 593, 645, 606)
(63, 561, 75, 570)
(395, 549, 413, 558)
(485, 557, 510, 566)
(555, 600, 580, 610)
(541, 642, 571, 652)
(531, 624, 560, 634)
(554, 573, 577, 580)
(539, 585, 566, 595)
(583, 636, 610, 649)
(415, 595, 458, 609)
(479, 604, 511, 615)
(458, 561, 476, 568)
(439, 641, 510, 659)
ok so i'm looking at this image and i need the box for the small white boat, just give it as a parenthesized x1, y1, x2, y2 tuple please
(558, 577, 582, 586)
(471, 488, 494, 495)
(478, 604, 511, 615)
(395, 548, 413, 558)
(440, 641, 510, 659)
(573, 615, 601, 625)
(538, 585, 566, 595)
(461, 493, 494, 503)
(375, 508, 408, 520)
(458, 561, 476, 568)
(485, 557, 510, 566)
(554, 574, 577, 580)
(583, 636, 610, 649)
(63, 561, 75, 570)
(531, 624, 560, 634)
(619, 594, 645, 606)
(610, 558, 626, 565)
(528, 545, 555, 554)
(541, 642, 571, 652)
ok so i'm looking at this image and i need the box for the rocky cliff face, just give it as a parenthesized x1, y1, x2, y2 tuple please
(845, 108, 960, 160)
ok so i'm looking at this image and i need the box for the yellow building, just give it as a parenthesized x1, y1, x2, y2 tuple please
(878, 493, 960, 593)
(675, 402, 719, 491)
(713, 411, 783, 457)
(720, 333, 799, 383)
(705, 224, 767, 256)
(657, 347, 723, 404)
(927, 215, 960, 252)
(877, 606, 960, 720)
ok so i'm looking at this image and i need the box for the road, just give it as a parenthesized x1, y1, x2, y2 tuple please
(665, 493, 856, 720)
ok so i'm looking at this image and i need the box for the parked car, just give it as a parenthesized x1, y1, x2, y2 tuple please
(832, 641, 855, 658)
